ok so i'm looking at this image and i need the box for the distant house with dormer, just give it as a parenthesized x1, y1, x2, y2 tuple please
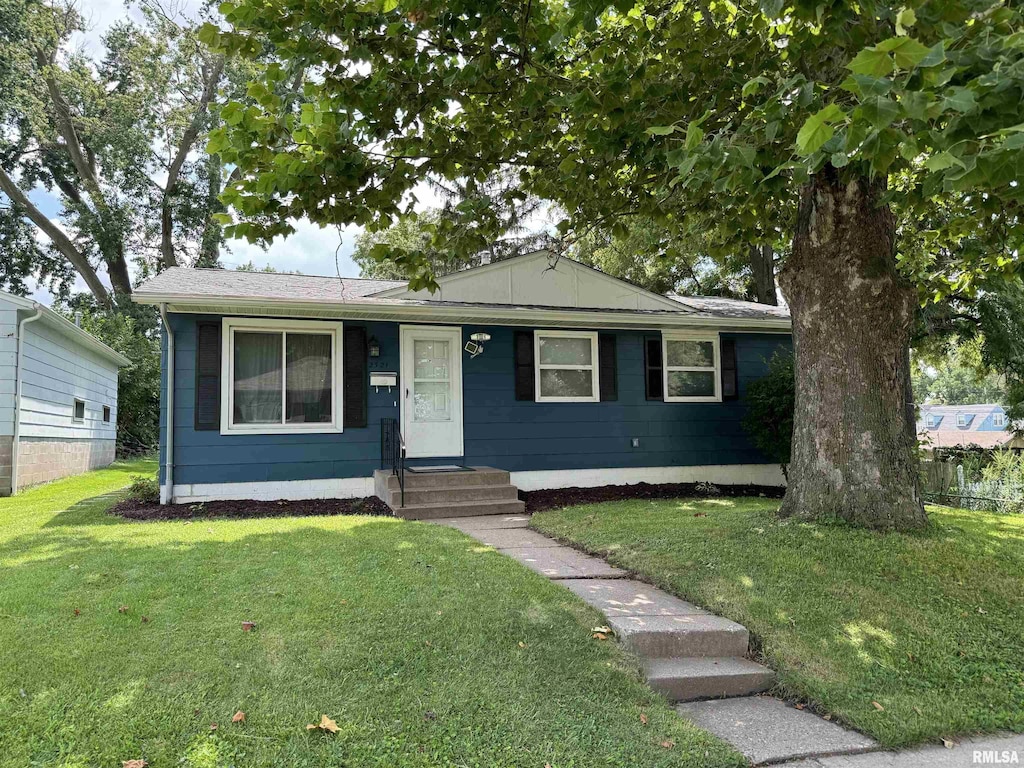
(917, 404, 1024, 453)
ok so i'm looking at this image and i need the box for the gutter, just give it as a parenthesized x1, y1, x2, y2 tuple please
(11, 305, 44, 495)
(132, 294, 793, 333)
(159, 304, 174, 505)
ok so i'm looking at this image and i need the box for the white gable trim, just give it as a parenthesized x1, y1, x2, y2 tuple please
(370, 251, 688, 312)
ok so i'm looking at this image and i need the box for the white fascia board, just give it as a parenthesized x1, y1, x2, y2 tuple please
(132, 293, 792, 332)
(3, 292, 131, 367)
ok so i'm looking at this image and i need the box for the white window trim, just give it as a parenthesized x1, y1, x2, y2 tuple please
(220, 317, 344, 435)
(534, 330, 600, 403)
(993, 413, 1006, 427)
(956, 414, 968, 427)
(662, 331, 722, 403)
(72, 398, 86, 423)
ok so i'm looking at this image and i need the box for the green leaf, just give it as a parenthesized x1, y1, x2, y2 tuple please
(847, 47, 894, 77)
(796, 104, 845, 155)
(942, 87, 977, 113)
(221, 102, 244, 126)
(684, 123, 704, 150)
(858, 96, 900, 129)
(646, 125, 678, 136)
(895, 7, 917, 36)
(831, 151, 850, 168)
(558, 157, 577, 174)
(197, 23, 220, 47)
(876, 36, 932, 69)
(742, 76, 769, 97)
(924, 151, 963, 172)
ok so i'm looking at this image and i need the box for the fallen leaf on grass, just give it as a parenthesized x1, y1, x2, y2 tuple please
(518, 641, 527, 648)
(872, 701, 884, 712)
(118, 605, 129, 614)
(122, 761, 147, 768)
(823, 714, 832, 721)
(591, 632, 608, 640)
(693, 512, 706, 517)
(794, 703, 805, 710)
(942, 737, 956, 749)
(307, 714, 339, 734)
(232, 711, 246, 723)
(209, 723, 218, 731)
(73, 608, 80, 616)
(660, 740, 675, 749)
(141, 616, 150, 624)
(639, 712, 648, 725)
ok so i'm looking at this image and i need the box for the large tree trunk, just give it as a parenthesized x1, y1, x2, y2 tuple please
(778, 167, 927, 531)
(748, 243, 777, 305)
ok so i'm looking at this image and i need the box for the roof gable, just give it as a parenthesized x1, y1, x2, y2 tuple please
(370, 251, 686, 312)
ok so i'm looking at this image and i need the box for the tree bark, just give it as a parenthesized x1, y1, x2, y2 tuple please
(778, 167, 927, 531)
(748, 243, 777, 305)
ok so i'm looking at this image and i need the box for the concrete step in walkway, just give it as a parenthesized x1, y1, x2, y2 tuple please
(678, 696, 877, 765)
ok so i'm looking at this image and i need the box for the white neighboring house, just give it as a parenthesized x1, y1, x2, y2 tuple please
(0, 290, 130, 495)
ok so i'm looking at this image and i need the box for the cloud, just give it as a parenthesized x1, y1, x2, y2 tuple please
(222, 221, 364, 277)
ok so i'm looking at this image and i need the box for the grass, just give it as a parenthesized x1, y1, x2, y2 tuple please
(0, 461, 742, 768)
(531, 496, 1024, 748)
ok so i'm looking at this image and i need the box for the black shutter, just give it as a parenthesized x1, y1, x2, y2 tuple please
(514, 331, 535, 401)
(644, 335, 663, 400)
(343, 326, 368, 428)
(194, 321, 221, 430)
(599, 333, 618, 401)
(721, 338, 738, 400)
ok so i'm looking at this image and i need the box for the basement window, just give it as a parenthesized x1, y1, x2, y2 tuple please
(103, 405, 111, 423)
(73, 399, 86, 423)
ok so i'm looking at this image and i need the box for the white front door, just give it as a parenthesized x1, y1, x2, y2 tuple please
(400, 325, 464, 458)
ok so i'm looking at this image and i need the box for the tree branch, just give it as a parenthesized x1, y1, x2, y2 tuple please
(0, 165, 111, 305)
(161, 55, 225, 267)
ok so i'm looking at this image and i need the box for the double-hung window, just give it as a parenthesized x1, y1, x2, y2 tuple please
(956, 413, 969, 427)
(994, 412, 1006, 427)
(663, 332, 721, 402)
(534, 331, 599, 402)
(221, 318, 343, 434)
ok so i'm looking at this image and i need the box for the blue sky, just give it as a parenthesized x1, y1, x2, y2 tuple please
(21, 0, 372, 304)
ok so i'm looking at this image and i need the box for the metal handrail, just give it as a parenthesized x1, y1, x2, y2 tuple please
(380, 418, 406, 508)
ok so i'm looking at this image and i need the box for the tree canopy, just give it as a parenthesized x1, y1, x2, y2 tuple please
(0, 0, 243, 302)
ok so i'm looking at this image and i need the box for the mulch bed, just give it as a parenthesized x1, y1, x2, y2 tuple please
(521, 482, 785, 513)
(111, 495, 393, 521)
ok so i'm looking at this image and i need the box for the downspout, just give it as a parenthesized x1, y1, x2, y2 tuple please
(11, 305, 44, 495)
(159, 304, 174, 505)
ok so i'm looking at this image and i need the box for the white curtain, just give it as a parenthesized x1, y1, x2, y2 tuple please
(285, 334, 332, 424)
(233, 332, 282, 424)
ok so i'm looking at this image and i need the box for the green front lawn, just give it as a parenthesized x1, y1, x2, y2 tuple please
(0, 461, 741, 768)
(532, 497, 1024, 748)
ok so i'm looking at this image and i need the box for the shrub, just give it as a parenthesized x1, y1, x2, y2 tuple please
(742, 349, 795, 480)
(127, 475, 160, 504)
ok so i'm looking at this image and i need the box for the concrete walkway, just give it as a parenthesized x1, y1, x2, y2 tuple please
(432, 513, 1020, 766)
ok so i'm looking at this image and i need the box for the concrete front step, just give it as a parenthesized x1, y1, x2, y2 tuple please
(388, 483, 520, 507)
(395, 498, 526, 520)
(607, 614, 750, 658)
(645, 657, 775, 701)
(376, 467, 510, 490)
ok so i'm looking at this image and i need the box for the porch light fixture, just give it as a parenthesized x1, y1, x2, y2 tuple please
(368, 335, 380, 357)
(465, 331, 491, 358)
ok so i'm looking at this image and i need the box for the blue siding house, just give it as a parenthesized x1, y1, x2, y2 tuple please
(135, 251, 792, 509)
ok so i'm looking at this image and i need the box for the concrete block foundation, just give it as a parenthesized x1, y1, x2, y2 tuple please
(15, 437, 116, 491)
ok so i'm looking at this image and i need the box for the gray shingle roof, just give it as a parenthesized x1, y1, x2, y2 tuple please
(134, 266, 791, 326)
(135, 267, 405, 301)
(668, 295, 791, 321)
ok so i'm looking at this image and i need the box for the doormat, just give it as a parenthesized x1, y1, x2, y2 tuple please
(406, 465, 472, 473)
